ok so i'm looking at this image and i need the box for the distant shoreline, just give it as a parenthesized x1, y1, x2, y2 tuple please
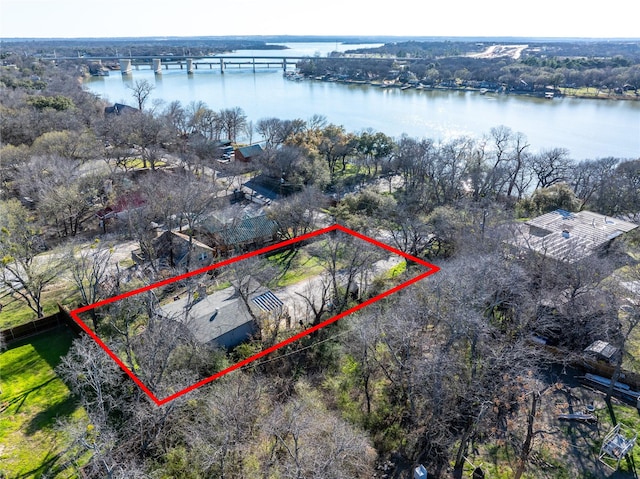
(293, 75, 640, 102)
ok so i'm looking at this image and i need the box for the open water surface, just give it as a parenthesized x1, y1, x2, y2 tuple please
(85, 42, 640, 160)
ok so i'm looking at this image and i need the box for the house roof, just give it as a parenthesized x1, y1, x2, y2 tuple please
(584, 340, 619, 360)
(159, 285, 282, 345)
(169, 231, 214, 251)
(104, 103, 139, 115)
(152, 230, 214, 265)
(236, 144, 263, 158)
(509, 209, 638, 263)
(252, 290, 284, 312)
(96, 191, 146, 219)
(214, 215, 278, 246)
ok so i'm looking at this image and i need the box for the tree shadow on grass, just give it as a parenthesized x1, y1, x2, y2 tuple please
(24, 393, 78, 435)
(0, 377, 58, 414)
(268, 247, 300, 284)
(13, 446, 70, 479)
(29, 326, 76, 371)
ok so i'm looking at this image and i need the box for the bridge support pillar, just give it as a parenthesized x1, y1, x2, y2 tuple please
(119, 59, 132, 75)
(186, 59, 194, 74)
(220, 59, 224, 74)
(153, 58, 162, 74)
(253, 58, 256, 73)
(283, 59, 287, 72)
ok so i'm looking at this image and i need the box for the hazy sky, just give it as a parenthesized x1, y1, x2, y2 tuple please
(1, 0, 639, 39)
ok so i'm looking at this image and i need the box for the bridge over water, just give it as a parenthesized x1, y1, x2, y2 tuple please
(46, 55, 405, 74)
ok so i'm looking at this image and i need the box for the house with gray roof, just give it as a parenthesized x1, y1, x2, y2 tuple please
(509, 209, 638, 263)
(159, 285, 283, 349)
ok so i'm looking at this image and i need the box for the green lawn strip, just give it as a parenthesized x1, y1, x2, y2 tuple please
(384, 260, 406, 279)
(0, 328, 86, 478)
(124, 158, 167, 169)
(0, 277, 80, 330)
(268, 249, 324, 287)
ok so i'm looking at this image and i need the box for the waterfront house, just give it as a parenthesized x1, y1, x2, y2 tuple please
(508, 209, 638, 263)
(104, 102, 138, 116)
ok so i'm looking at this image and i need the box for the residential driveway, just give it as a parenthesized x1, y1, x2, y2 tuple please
(273, 254, 403, 326)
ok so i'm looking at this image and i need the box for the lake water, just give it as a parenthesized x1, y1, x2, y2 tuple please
(85, 42, 640, 160)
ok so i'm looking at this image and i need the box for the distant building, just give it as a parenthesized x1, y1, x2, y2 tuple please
(96, 191, 146, 232)
(132, 230, 215, 270)
(235, 144, 263, 162)
(158, 284, 283, 349)
(198, 214, 278, 255)
(104, 102, 139, 116)
(509, 209, 638, 263)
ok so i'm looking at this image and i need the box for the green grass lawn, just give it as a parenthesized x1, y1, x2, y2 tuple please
(267, 248, 325, 287)
(0, 328, 86, 478)
(0, 283, 80, 330)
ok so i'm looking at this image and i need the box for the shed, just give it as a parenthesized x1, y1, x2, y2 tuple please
(584, 340, 619, 363)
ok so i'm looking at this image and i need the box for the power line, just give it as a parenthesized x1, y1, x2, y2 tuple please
(236, 327, 352, 372)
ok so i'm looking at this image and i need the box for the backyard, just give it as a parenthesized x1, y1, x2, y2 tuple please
(0, 327, 87, 478)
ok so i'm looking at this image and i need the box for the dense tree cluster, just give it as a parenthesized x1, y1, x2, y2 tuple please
(1, 38, 287, 60)
(299, 40, 640, 94)
(1, 51, 639, 478)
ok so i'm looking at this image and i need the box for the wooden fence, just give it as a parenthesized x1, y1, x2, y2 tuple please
(1, 304, 82, 345)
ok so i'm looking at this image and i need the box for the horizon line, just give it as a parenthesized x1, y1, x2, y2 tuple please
(2, 34, 640, 42)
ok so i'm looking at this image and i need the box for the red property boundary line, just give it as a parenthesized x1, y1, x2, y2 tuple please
(70, 224, 440, 406)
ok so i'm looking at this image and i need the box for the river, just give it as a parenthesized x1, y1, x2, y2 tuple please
(85, 42, 640, 160)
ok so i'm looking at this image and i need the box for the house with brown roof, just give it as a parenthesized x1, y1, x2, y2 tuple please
(132, 230, 215, 270)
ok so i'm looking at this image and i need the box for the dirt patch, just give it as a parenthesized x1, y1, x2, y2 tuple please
(500, 366, 637, 478)
(469, 44, 529, 60)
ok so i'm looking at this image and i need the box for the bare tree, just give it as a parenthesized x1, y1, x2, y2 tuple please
(57, 335, 123, 426)
(267, 186, 325, 241)
(310, 233, 383, 313)
(261, 382, 375, 478)
(531, 147, 574, 189)
(127, 79, 154, 111)
(66, 239, 114, 330)
(220, 107, 247, 143)
(256, 117, 305, 149)
(0, 199, 61, 317)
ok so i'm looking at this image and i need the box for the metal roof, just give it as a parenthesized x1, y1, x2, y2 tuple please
(216, 215, 278, 246)
(252, 291, 283, 312)
(510, 210, 638, 263)
(236, 144, 263, 158)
